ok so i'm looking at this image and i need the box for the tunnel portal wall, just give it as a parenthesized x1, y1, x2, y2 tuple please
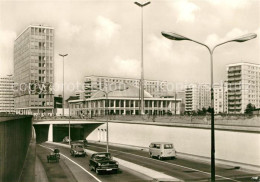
(0, 116, 32, 182)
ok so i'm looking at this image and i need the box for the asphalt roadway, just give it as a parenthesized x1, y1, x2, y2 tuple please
(37, 143, 152, 182)
(36, 142, 260, 182)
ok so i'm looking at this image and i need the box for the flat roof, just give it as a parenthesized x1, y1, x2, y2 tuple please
(15, 24, 54, 41)
(84, 75, 167, 83)
(226, 62, 260, 67)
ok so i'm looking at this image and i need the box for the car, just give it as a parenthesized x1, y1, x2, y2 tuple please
(62, 136, 72, 143)
(89, 152, 119, 174)
(149, 142, 176, 160)
(70, 143, 86, 157)
(251, 176, 260, 181)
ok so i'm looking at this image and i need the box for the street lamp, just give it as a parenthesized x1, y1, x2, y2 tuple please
(135, 1, 150, 115)
(93, 84, 128, 153)
(59, 54, 68, 117)
(161, 31, 257, 181)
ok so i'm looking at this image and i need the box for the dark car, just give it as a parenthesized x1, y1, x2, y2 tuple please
(89, 152, 119, 174)
(70, 143, 86, 157)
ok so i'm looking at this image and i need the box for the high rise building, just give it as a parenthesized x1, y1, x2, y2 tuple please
(0, 76, 14, 113)
(185, 84, 211, 112)
(14, 25, 54, 115)
(213, 82, 228, 114)
(84, 75, 167, 99)
(227, 62, 260, 114)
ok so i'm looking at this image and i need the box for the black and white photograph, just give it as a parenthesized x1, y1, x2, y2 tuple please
(0, 0, 260, 181)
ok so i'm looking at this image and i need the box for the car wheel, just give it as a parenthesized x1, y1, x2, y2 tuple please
(95, 167, 99, 174)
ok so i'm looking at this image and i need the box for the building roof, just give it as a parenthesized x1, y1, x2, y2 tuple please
(91, 85, 153, 99)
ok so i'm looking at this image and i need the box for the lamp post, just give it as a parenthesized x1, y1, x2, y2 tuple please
(59, 54, 68, 117)
(134, 1, 150, 115)
(68, 102, 71, 146)
(161, 31, 257, 181)
(94, 85, 128, 153)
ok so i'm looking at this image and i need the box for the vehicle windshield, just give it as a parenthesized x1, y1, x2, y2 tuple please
(164, 144, 173, 149)
(95, 153, 111, 160)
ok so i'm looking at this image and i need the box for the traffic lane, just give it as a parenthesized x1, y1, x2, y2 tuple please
(43, 143, 152, 182)
(87, 144, 213, 181)
(88, 143, 259, 180)
(87, 143, 255, 181)
(37, 145, 77, 182)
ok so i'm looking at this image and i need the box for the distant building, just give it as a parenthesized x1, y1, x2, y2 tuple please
(54, 95, 62, 108)
(161, 90, 186, 114)
(84, 75, 167, 99)
(0, 76, 14, 113)
(227, 62, 260, 114)
(14, 25, 54, 115)
(213, 83, 228, 114)
(69, 85, 181, 116)
(185, 84, 211, 112)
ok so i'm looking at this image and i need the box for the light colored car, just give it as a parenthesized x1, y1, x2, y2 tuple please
(149, 142, 176, 160)
(62, 136, 72, 143)
(251, 176, 260, 182)
(70, 143, 86, 157)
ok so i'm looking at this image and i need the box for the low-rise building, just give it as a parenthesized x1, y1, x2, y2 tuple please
(69, 85, 181, 116)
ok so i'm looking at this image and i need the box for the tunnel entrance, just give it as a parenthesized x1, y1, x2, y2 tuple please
(53, 124, 84, 142)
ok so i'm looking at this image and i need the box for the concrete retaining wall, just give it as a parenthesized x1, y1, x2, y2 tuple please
(87, 122, 260, 168)
(0, 116, 32, 182)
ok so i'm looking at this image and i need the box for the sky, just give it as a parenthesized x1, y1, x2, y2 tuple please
(0, 0, 259, 97)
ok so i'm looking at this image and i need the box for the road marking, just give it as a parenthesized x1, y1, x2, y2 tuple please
(89, 145, 241, 182)
(39, 144, 102, 182)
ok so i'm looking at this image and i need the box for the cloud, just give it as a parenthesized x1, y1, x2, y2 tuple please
(206, 0, 250, 9)
(0, 29, 17, 76)
(56, 20, 81, 41)
(171, 0, 200, 23)
(205, 28, 248, 47)
(94, 16, 121, 45)
(109, 56, 140, 78)
(147, 35, 174, 62)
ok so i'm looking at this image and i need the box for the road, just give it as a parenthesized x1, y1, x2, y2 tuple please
(38, 142, 259, 182)
(38, 143, 152, 182)
(86, 142, 259, 182)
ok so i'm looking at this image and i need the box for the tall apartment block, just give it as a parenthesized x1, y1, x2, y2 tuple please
(84, 75, 167, 98)
(227, 62, 260, 114)
(213, 83, 228, 114)
(185, 84, 211, 112)
(0, 76, 14, 113)
(14, 25, 54, 115)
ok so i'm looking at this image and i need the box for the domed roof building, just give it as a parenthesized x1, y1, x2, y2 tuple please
(69, 85, 181, 116)
(91, 85, 153, 99)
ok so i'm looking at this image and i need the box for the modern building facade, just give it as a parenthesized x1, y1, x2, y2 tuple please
(84, 75, 167, 99)
(185, 84, 211, 112)
(0, 76, 14, 113)
(213, 83, 228, 114)
(14, 25, 54, 115)
(69, 86, 181, 116)
(227, 62, 260, 114)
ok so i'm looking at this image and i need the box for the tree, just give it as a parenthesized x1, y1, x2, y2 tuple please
(245, 103, 255, 115)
